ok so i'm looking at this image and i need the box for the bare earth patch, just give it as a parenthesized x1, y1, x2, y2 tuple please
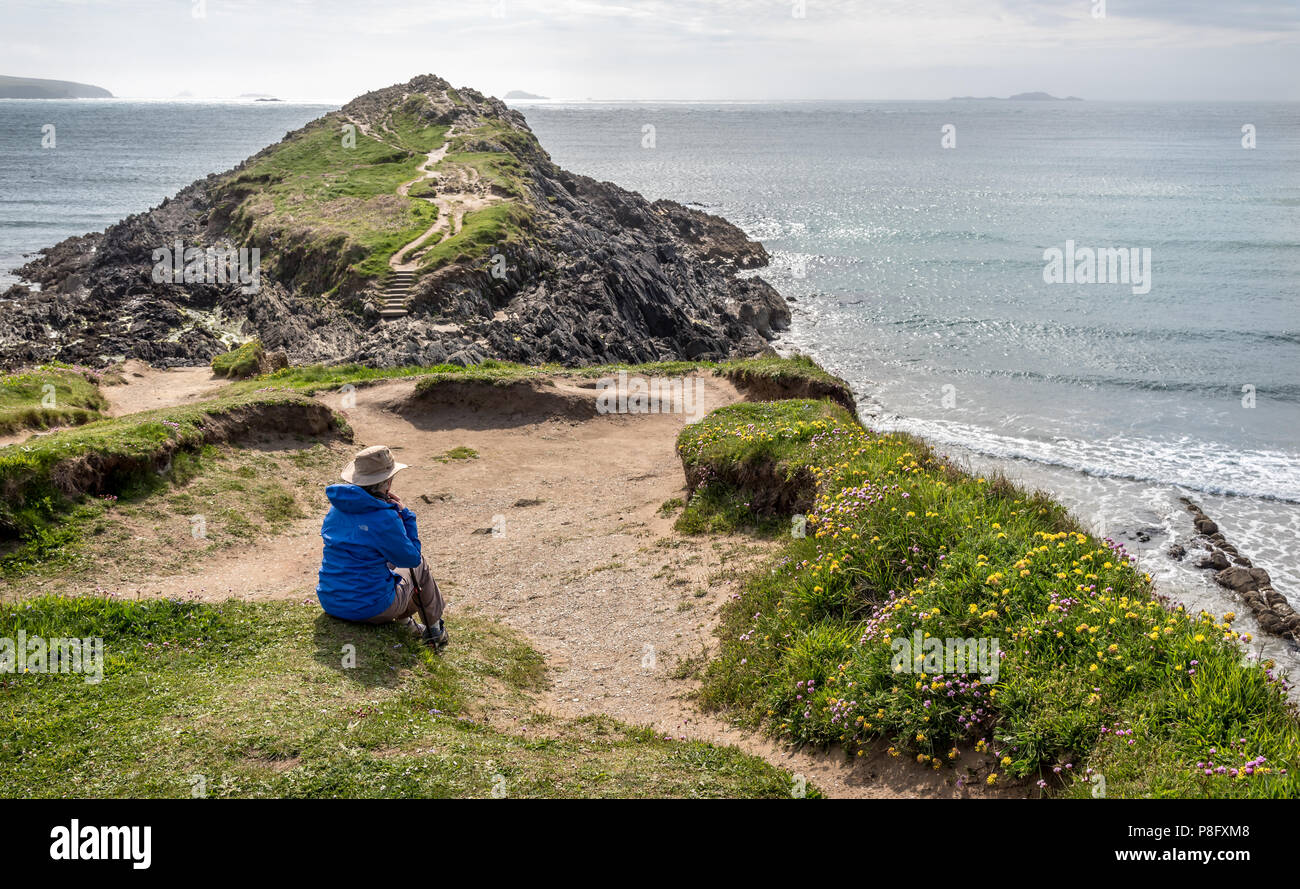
(102, 359, 232, 416)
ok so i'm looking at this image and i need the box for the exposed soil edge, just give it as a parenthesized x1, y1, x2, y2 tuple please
(399, 377, 599, 423)
(723, 368, 858, 417)
(681, 456, 817, 517)
(47, 400, 349, 501)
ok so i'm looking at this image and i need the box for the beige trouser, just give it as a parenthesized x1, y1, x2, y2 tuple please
(364, 559, 446, 625)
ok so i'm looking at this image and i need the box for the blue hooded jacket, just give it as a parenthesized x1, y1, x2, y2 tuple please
(317, 484, 423, 621)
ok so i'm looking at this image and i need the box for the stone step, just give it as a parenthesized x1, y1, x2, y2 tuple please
(379, 271, 414, 319)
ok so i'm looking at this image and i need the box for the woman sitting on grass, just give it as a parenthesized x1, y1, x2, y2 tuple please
(316, 445, 448, 648)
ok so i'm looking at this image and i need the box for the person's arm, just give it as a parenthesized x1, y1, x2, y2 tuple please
(373, 505, 422, 568)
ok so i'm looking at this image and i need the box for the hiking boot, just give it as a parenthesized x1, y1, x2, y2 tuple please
(421, 620, 449, 650)
(402, 616, 427, 636)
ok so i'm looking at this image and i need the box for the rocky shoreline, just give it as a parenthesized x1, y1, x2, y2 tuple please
(1171, 498, 1300, 642)
(0, 74, 789, 370)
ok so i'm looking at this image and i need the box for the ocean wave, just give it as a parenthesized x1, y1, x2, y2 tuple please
(882, 315, 1300, 348)
(876, 415, 1300, 503)
(944, 366, 1300, 403)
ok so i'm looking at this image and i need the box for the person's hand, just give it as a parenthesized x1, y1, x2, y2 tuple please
(386, 491, 404, 510)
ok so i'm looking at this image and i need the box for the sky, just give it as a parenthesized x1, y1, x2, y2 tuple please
(2, 0, 1298, 102)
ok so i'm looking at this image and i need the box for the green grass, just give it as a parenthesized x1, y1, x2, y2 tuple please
(215, 114, 449, 291)
(385, 105, 449, 155)
(0, 596, 813, 798)
(722, 354, 846, 386)
(674, 480, 787, 537)
(211, 339, 265, 379)
(0, 364, 110, 434)
(443, 150, 531, 198)
(434, 447, 478, 462)
(674, 399, 843, 537)
(225, 355, 846, 402)
(0, 389, 345, 571)
(1, 442, 311, 582)
(448, 118, 543, 168)
(686, 398, 1300, 798)
(222, 359, 548, 399)
(417, 202, 534, 272)
(407, 117, 542, 272)
(679, 398, 849, 475)
(658, 497, 684, 517)
(715, 354, 857, 414)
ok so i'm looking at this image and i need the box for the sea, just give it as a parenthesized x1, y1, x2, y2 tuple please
(2, 97, 1298, 672)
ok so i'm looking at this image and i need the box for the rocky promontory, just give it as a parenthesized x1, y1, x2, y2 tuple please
(0, 74, 788, 369)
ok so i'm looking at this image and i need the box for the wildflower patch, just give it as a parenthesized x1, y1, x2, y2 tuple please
(688, 396, 1299, 798)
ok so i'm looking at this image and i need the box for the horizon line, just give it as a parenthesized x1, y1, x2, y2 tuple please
(7, 95, 1300, 105)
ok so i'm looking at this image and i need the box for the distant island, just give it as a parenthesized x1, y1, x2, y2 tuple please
(0, 75, 113, 99)
(503, 90, 548, 100)
(950, 91, 1082, 101)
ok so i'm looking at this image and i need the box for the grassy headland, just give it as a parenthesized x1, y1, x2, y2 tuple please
(679, 397, 1299, 798)
(211, 106, 544, 294)
(214, 112, 447, 292)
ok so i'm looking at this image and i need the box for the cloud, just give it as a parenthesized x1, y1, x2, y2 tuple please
(1, 0, 1296, 100)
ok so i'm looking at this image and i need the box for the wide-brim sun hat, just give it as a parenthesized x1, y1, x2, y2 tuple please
(340, 445, 408, 486)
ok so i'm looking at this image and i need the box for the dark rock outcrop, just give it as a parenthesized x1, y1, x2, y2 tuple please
(1180, 497, 1300, 641)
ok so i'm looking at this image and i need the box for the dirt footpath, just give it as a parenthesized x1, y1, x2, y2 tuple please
(60, 366, 1006, 798)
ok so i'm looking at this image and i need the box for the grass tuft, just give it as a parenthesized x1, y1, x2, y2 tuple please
(211, 340, 265, 379)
